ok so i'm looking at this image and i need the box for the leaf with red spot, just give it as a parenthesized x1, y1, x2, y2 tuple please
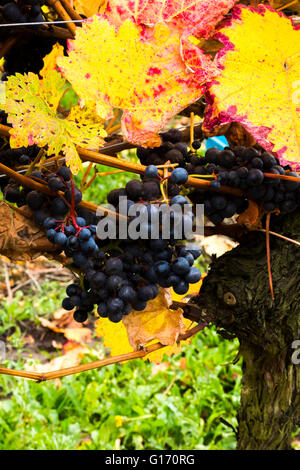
(203, 5, 300, 166)
(57, 17, 219, 147)
(105, 0, 239, 38)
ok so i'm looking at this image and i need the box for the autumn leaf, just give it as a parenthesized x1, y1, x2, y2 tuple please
(122, 288, 185, 349)
(39, 311, 93, 344)
(3, 70, 106, 173)
(203, 5, 300, 165)
(95, 282, 202, 363)
(40, 42, 65, 78)
(0, 203, 57, 262)
(105, 0, 239, 38)
(57, 16, 216, 147)
(24, 345, 91, 374)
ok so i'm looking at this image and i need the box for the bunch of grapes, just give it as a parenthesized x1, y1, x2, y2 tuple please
(1, 1, 44, 26)
(15, 162, 201, 324)
(0, 145, 42, 205)
(187, 145, 300, 225)
(1, 35, 59, 79)
(137, 128, 188, 168)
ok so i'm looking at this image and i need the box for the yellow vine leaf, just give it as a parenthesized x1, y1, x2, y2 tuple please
(95, 280, 203, 363)
(3, 70, 106, 174)
(57, 16, 216, 147)
(203, 5, 300, 165)
(40, 43, 65, 78)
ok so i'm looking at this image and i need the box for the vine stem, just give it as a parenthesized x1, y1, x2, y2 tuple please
(266, 212, 274, 300)
(77, 146, 243, 196)
(46, 0, 77, 36)
(0, 324, 203, 381)
(258, 229, 300, 247)
(59, 0, 83, 21)
(264, 172, 300, 182)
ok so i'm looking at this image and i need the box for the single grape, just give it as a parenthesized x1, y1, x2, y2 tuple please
(73, 310, 88, 323)
(107, 297, 124, 314)
(186, 267, 201, 283)
(144, 165, 158, 178)
(170, 167, 189, 185)
(192, 140, 201, 150)
(172, 257, 190, 275)
(137, 284, 155, 301)
(26, 190, 45, 210)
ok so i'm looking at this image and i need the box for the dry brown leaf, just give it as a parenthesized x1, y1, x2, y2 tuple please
(237, 200, 262, 229)
(200, 235, 238, 258)
(39, 315, 92, 344)
(122, 288, 185, 350)
(151, 361, 170, 375)
(0, 203, 58, 261)
(73, 0, 105, 17)
(24, 345, 90, 373)
(224, 122, 256, 148)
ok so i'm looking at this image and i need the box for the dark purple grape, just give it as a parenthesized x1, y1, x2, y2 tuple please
(26, 190, 45, 210)
(74, 310, 88, 323)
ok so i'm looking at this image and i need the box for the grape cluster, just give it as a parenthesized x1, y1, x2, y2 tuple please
(0, 144, 39, 167)
(137, 129, 188, 168)
(187, 146, 300, 225)
(1, 1, 44, 26)
(0, 145, 42, 206)
(19, 163, 201, 324)
(2, 35, 59, 79)
(62, 240, 201, 324)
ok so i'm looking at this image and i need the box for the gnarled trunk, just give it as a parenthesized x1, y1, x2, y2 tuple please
(192, 211, 300, 450)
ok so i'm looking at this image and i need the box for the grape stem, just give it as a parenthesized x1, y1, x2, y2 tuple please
(258, 229, 300, 247)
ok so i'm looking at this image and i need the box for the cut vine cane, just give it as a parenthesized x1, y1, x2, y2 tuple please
(0, 324, 204, 382)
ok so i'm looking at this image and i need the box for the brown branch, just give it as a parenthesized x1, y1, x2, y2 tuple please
(77, 146, 243, 196)
(0, 324, 204, 381)
(59, 0, 83, 21)
(0, 124, 11, 137)
(0, 123, 242, 196)
(31, 25, 73, 40)
(0, 162, 124, 220)
(264, 172, 300, 182)
(46, 0, 77, 36)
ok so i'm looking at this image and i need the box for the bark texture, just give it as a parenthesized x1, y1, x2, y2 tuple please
(193, 211, 300, 450)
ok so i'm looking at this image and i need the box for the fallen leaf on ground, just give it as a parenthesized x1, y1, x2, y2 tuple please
(39, 314, 92, 344)
(24, 345, 90, 373)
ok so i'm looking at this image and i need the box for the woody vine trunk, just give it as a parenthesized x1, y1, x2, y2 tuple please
(192, 211, 300, 450)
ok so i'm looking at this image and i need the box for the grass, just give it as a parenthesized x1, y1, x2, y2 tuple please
(0, 279, 242, 450)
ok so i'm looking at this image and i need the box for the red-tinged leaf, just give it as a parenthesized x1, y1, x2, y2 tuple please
(105, 0, 239, 38)
(203, 5, 300, 167)
(58, 17, 218, 147)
